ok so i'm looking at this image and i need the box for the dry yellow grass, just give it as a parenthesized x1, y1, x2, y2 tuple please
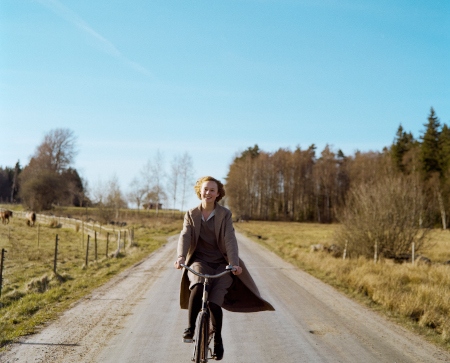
(236, 221, 450, 349)
(0, 207, 182, 348)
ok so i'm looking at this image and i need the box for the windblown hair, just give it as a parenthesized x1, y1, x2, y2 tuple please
(194, 176, 225, 202)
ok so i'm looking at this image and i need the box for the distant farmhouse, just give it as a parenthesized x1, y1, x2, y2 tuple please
(143, 202, 163, 210)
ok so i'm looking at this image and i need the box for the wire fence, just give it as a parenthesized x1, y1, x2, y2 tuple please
(0, 212, 136, 299)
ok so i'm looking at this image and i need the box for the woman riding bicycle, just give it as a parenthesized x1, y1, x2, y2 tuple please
(174, 176, 274, 361)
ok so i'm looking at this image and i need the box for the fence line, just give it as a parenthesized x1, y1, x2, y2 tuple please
(13, 211, 129, 240)
(0, 212, 137, 295)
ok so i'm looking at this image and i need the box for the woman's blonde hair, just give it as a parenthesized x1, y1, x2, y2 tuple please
(194, 176, 225, 202)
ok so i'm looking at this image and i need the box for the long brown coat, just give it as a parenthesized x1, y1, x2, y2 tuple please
(177, 204, 274, 313)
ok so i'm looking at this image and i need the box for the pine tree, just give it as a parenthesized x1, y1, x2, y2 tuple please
(439, 123, 450, 177)
(392, 124, 415, 173)
(420, 108, 442, 178)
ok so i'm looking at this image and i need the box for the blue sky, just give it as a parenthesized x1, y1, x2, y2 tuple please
(1, 0, 449, 209)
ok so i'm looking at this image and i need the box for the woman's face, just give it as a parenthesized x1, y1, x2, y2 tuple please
(200, 181, 220, 205)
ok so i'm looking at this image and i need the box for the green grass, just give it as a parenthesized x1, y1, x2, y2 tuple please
(3, 205, 450, 352)
(0, 205, 182, 349)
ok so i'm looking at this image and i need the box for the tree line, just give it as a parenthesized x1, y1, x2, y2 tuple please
(225, 108, 450, 257)
(0, 128, 195, 221)
(0, 129, 86, 210)
(334, 107, 450, 259)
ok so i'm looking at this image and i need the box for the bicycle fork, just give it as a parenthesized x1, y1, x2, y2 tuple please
(192, 278, 215, 362)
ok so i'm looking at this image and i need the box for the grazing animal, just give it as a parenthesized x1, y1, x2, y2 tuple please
(26, 211, 36, 227)
(0, 210, 13, 224)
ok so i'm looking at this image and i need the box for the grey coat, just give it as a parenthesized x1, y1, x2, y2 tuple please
(177, 203, 274, 312)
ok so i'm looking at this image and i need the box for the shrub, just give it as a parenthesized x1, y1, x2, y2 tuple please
(335, 174, 430, 259)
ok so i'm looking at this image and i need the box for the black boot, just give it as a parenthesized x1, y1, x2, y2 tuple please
(213, 336, 224, 360)
(184, 284, 202, 343)
(209, 302, 224, 360)
(183, 327, 194, 343)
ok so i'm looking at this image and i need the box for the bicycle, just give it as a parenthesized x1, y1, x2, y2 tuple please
(180, 263, 235, 363)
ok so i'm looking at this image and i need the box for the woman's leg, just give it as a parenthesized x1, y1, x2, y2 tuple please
(188, 283, 203, 330)
(208, 302, 223, 338)
(209, 302, 224, 360)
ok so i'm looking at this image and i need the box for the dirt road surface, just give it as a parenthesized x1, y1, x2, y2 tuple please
(2, 232, 449, 363)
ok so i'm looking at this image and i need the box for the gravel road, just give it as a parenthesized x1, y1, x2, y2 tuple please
(2, 232, 449, 363)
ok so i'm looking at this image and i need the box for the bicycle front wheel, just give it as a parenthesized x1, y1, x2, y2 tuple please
(193, 311, 210, 363)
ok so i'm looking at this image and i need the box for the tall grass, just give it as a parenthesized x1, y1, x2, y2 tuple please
(236, 221, 450, 349)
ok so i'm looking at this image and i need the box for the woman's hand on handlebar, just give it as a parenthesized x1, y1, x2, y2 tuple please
(174, 256, 186, 269)
(232, 265, 242, 275)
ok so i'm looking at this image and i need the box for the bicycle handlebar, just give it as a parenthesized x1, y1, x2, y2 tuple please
(180, 263, 235, 279)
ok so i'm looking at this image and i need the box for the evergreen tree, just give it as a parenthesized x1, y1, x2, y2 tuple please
(337, 149, 346, 159)
(439, 123, 450, 177)
(11, 161, 21, 202)
(235, 144, 260, 162)
(420, 108, 442, 178)
(391, 124, 415, 173)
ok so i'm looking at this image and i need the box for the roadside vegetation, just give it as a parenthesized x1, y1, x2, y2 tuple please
(236, 221, 450, 351)
(1, 109, 450, 352)
(0, 206, 182, 349)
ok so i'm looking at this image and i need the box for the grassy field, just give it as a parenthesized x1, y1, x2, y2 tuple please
(235, 221, 450, 351)
(0, 205, 182, 349)
(2, 204, 450, 352)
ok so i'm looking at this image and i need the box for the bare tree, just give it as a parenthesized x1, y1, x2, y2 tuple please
(313, 145, 338, 223)
(91, 176, 127, 223)
(90, 179, 112, 223)
(106, 175, 127, 219)
(335, 173, 429, 259)
(128, 177, 146, 211)
(226, 146, 261, 219)
(34, 128, 78, 173)
(170, 154, 181, 213)
(140, 151, 167, 215)
(177, 152, 194, 213)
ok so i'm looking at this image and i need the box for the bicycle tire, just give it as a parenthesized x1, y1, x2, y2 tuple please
(193, 311, 210, 363)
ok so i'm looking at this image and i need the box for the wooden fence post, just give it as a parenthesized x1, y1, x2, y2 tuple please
(374, 241, 378, 263)
(85, 235, 90, 267)
(0, 248, 6, 298)
(53, 234, 59, 274)
(343, 240, 348, 260)
(82, 221, 85, 249)
(111, 231, 121, 258)
(106, 232, 109, 258)
(37, 224, 40, 248)
(94, 231, 98, 262)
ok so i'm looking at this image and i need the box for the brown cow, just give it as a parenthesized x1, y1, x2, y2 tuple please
(0, 210, 13, 224)
(26, 211, 36, 227)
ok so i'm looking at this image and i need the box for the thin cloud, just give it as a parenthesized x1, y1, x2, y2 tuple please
(37, 0, 152, 77)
